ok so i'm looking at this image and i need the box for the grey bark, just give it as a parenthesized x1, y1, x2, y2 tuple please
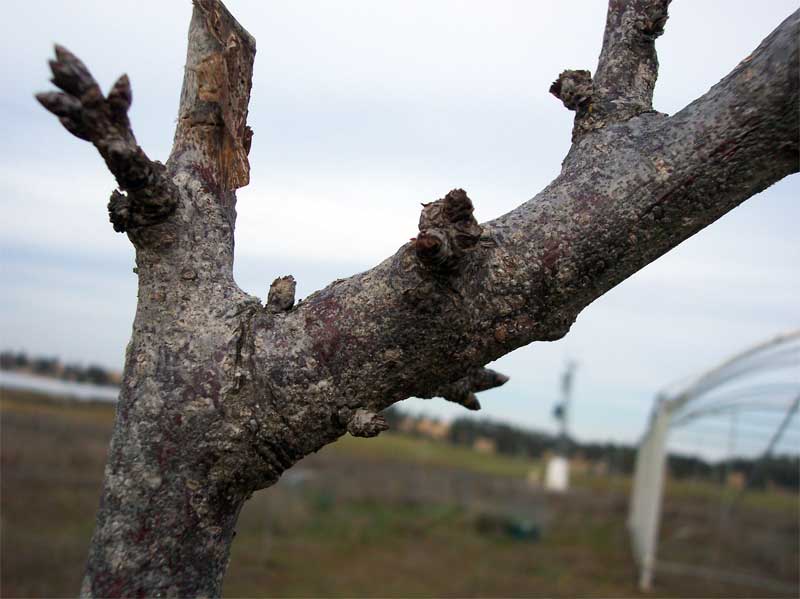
(36, 0, 798, 596)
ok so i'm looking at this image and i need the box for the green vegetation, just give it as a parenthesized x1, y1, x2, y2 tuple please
(332, 431, 539, 478)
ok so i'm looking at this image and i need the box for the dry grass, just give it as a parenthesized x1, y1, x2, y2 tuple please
(1, 389, 796, 598)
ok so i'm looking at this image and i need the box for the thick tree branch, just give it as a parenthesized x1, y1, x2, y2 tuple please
(57, 4, 259, 596)
(36, 46, 178, 233)
(169, 0, 256, 194)
(252, 7, 799, 469)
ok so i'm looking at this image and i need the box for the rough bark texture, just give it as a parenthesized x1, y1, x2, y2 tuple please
(36, 0, 799, 596)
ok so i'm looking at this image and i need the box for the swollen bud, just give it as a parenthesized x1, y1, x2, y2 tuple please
(108, 74, 133, 118)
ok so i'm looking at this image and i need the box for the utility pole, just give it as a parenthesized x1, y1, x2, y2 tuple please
(556, 360, 578, 455)
(546, 360, 578, 492)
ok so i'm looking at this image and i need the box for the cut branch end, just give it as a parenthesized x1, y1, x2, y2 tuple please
(550, 69, 593, 111)
(267, 276, 297, 312)
(347, 409, 389, 438)
(169, 0, 257, 192)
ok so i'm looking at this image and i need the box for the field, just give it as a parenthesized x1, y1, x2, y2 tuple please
(1, 389, 797, 597)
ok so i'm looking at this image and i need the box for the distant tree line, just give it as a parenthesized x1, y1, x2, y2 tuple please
(0, 350, 119, 386)
(382, 407, 798, 491)
(447, 415, 639, 474)
(448, 416, 554, 459)
(667, 452, 799, 490)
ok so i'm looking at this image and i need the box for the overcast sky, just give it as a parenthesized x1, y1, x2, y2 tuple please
(1, 1, 798, 453)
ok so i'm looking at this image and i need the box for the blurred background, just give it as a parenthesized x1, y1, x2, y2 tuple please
(1, 1, 798, 597)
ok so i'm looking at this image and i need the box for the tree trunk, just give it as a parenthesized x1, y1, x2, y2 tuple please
(35, 0, 798, 596)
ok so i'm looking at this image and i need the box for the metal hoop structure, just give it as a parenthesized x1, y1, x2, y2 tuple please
(628, 331, 800, 591)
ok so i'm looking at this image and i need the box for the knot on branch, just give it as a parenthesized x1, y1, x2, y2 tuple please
(347, 409, 389, 438)
(413, 189, 482, 271)
(108, 166, 176, 232)
(37, 45, 178, 234)
(424, 367, 510, 411)
(633, 0, 671, 41)
(266, 275, 296, 312)
(550, 69, 593, 111)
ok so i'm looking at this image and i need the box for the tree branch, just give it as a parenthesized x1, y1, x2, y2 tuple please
(252, 7, 799, 467)
(169, 0, 256, 194)
(427, 368, 510, 411)
(551, 0, 671, 140)
(36, 46, 178, 233)
(594, 0, 670, 115)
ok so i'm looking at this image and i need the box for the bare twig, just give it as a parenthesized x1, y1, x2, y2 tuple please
(37, 46, 178, 233)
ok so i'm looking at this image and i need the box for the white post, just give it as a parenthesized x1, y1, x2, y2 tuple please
(636, 402, 671, 591)
(544, 455, 570, 492)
